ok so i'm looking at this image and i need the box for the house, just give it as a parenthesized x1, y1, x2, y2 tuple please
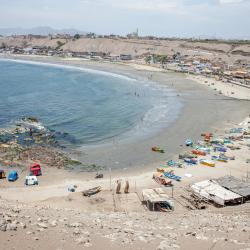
(142, 188, 174, 211)
(120, 54, 133, 61)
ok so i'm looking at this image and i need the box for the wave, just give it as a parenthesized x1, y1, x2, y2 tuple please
(0, 58, 136, 82)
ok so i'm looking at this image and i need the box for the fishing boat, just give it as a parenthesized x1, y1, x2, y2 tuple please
(152, 146, 165, 153)
(192, 149, 206, 156)
(167, 160, 183, 168)
(163, 171, 181, 181)
(179, 153, 197, 159)
(200, 159, 215, 167)
(184, 158, 198, 164)
(153, 174, 172, 186)
(82, 186, 102, 197)
(185, 139, 193, 146)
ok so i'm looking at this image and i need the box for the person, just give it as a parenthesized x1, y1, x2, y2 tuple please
(29, 128, 33, 137)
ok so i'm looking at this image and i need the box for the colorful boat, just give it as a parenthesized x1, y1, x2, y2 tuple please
(192, 149, 206, 156)
(153, 174, 172, 186)
(167, 160, 183, 168)
(179, 153, 197, 159)
(184, 158, 198, 164)
(152, 146, 165, 153)
(200, 159, 215, 167)
(185, 139, 193, 146)
(163, 171, 181, 181)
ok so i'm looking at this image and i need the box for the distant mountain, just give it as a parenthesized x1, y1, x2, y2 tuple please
(0, 26, 87, 36)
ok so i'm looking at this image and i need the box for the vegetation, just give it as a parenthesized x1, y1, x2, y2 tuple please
(145, 55, 152, 64)
(0, 42, 6, 49)
(74, 34, 80, 39)
(56, 40, 66, 50)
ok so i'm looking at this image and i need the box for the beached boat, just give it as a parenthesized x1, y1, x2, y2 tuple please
(179, 153, 197, 159)
(185, 139, 193, 146)
(163, 171, 181, 181)
(153, 174, 172, 186)
(200, 159, 215, 167)
(152, 146, 165, 153)
(82, 186, 102, 197)
(184, 158, 198, 164)
(192, 149, 206, 156)
(211, 155, 228, 162)
(167, 160, 183, 168)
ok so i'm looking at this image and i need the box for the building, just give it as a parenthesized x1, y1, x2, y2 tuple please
(215, 176, 250, 201)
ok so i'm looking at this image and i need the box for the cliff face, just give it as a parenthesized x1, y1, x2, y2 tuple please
(1, 36, 250, 64)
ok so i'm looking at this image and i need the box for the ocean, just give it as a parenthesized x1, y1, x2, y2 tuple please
(0, 59, 181, 146)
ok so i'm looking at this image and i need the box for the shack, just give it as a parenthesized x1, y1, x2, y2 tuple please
(191, 180, 243, 206)
(215, 175, 250, 201)
(142, 188, 174, 211)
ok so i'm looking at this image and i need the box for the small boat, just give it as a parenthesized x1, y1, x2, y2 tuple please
(211, 155, 228, 162)
(167, 160, 183, 168)
(152, 146, 165, 153)
(214, 145, 227, 152)
(200, 159, 215, 167)
(184, 158, 198, 164)
(192, 149, 206, 156)
(153, 174, 172, 186)
(185, 139, 193, 146)
(179, 153, 197, 159)
(163, 171, 181, 181)
(82, 186, 102, 197)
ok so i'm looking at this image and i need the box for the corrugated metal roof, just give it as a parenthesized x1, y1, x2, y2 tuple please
(142, 188, 170, 203)
(215, 176, 250, 198)
(191, 180, 242, 205)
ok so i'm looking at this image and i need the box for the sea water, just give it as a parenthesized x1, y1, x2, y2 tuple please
(0, 59, 181, 146)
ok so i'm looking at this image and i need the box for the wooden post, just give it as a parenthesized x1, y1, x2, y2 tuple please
(109, 168, 111, 191)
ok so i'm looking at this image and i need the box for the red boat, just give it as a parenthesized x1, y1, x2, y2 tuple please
(192, 149, 206, 156)
(30, 163, 42, 176)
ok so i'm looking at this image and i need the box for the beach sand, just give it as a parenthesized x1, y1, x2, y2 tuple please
(0, 54, 250, 250)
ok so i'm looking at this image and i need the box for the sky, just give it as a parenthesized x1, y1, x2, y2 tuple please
(0, 0, 250, 39)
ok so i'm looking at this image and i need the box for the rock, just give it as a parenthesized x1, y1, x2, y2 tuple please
(19, 222, 26, 229)
(75, 236, 90, 245)
(6, 223, 17, 231)
(157, 240, 172, 250)
(50, 220, 57, 227)
(26, 231, 33, 235)
(69, 222, 82, 228)
(11, 208, 20, 213)
(73, 228, 81, 235)
(0, 219, 7, 232)
(37, 223, 48, 229)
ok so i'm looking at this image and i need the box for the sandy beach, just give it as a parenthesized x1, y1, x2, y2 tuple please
(1, 54, 250, 250)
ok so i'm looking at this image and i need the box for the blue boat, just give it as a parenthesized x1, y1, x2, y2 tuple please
(185, 139, 193, 146)
(184, 158, 197, 164)
(8, 171, 18, 182)
(163, 171, 181, 181)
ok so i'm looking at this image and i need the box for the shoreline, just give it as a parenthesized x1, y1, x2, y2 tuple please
(0, 54, 250, 203)
(1, 54, 250, 172)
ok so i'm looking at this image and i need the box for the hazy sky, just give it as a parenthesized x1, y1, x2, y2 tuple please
(1, 0, 250, 38)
